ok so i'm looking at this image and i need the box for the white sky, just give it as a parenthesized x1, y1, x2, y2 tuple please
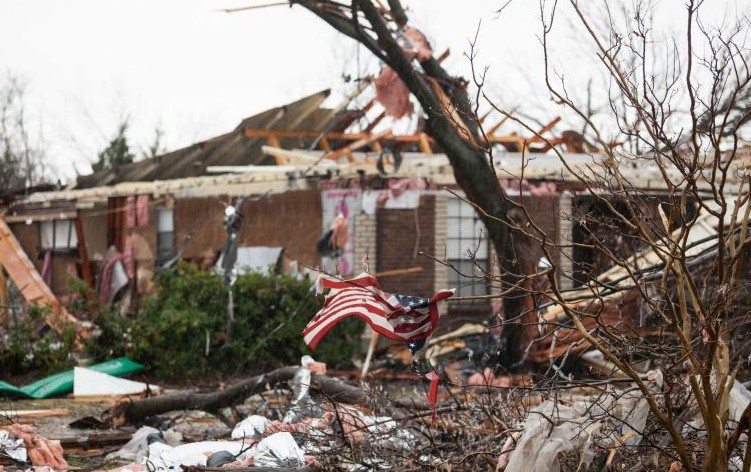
(1, 1, 744, 183)
(1, 1, 553, 182)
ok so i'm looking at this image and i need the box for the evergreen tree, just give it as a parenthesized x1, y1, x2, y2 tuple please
(92, 121, 134, 171)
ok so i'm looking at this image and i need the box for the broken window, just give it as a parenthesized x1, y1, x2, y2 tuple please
(39, 219, 78, 253)
(156, 208, 174, 266)
(446, 198, 488, 299)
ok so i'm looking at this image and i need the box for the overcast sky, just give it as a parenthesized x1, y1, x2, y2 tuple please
(1, 1, 556, 182)
(1, 1, 742, 183)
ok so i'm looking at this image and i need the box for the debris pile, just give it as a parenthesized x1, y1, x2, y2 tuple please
(3, 350, 751, 470)
(1, 424, 68, 470)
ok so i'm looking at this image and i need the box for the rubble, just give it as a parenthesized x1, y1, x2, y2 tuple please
(5, 424, 68, 469)
(2, 351, 750, 471)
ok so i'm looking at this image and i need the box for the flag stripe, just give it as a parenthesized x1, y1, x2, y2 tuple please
(303, 273, 454, 350)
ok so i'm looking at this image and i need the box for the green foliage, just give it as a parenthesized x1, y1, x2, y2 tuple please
(84, 307, 134, 361)
(92, 121, 134, 171)
(0, 305, 77, 378)
(2, 267, 363, 382)
(64, 276, 100, 321)
(97, 263, 363, 381)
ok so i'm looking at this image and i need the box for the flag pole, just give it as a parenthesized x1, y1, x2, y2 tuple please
(361, 327, 379, 378)
(360, 264, 427, 377)
(360, 254, 377, 378)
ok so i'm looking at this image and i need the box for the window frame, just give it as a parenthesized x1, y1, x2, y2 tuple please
(445, 197, 489, 301)
(155, 208, 175, 267)
(38, 219, 78, 254)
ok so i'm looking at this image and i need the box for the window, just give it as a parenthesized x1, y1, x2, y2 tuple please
(39, 220, 78, 253)
(156, 209, 175, 266)
(446, 198, 489, 299)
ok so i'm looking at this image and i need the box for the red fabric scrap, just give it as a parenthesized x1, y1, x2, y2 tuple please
(425, 371, 440, 424)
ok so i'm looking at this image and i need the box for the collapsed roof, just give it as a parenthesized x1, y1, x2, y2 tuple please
(73, 89, 363, 189)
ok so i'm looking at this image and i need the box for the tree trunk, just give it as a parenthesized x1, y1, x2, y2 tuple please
(103, 366, 435, 426)
(291, 0, 531, 368)
(104, 366, 298, 427)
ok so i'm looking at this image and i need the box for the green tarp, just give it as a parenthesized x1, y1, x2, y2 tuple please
(0, 357, 144, 399)
(0, 380, 27, 398)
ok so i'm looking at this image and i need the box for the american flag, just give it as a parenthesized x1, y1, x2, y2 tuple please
(303, 273, 454, 350)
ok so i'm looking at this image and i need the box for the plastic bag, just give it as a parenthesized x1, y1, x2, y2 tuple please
(252, 432, 305, 468)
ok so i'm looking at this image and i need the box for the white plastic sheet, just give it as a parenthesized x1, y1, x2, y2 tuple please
(231, 415, 270, 440)
(0, 429, 27, 463)
(252, 432, 306, 468)
(144, 440, 245, 470)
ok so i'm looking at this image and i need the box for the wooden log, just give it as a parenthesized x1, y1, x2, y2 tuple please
(58, 432, 134, 450)
(74, 212, 92, 287)
(103, 365, 432, 426)
(104, 366, 298, 427)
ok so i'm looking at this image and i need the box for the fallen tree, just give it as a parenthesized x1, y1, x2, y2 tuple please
(105, 367, 298, 427)
(103, 366, 434, 427)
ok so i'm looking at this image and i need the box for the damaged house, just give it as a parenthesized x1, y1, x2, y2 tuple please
(3, 85, 743, 363)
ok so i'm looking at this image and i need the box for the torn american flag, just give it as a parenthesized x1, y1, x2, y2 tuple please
(303, 272, 455, 350)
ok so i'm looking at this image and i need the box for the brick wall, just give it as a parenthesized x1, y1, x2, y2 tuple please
(176, 189, 322, 270)
(175, 197, 226, 262)
(243, 189, 322, 269)
(557, 191, 574, 290)
(376, 195, 436, 297)
(352, 212, 376, 274)
(509, 194, 560, 273)
(433, 196, 448, 295)
(430, 192, 562, 328)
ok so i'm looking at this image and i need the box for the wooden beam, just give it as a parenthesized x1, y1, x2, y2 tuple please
(266, 135, 281, 149)
(0, 408, 70, 418)
(372, 266, 423, 278)
(74, 212, 92, 287)
(247, 125, 573, 160)
(0, 264, 7, 330)
(364, 111, 386, 133)
(323, 130, 392, 161)
(0, 216, 84, 338)
(361, 97, 377, 113)
(478, 109, 493, 125)
(418, 133, 433, 154)
(3, 211, 77, 224)
(485, 115, 511, 136)
(436, 48, 450, 63)
(526, 116, 562, 143)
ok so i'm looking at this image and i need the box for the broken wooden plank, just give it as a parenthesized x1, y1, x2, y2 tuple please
(418, 132, 432, 154)
(0, 216, 84, 337)
(0, 408, 69, 418)
(323, 130, 392, 162)
(0, 264, 8, 330)
(74, 212, 92, 287)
